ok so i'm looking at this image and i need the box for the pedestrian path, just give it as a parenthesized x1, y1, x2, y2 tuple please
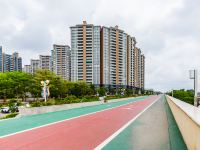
(0, 96, 158, 150)
(103, 96, 187, 150)
(0, 96, 146, 137)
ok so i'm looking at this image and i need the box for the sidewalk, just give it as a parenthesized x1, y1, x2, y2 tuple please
(103, 96, 187, 150)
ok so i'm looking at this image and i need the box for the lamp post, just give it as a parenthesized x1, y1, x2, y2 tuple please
(172, 89, 173, 97)
(189, 70, 198, 107)
(41, 80, 50, 102)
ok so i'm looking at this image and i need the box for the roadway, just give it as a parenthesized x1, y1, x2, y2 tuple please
(0, 95, 186, 150)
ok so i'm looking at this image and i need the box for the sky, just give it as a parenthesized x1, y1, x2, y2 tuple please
(0, 0, 199, 92)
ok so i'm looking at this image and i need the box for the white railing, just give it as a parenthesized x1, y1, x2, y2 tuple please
(166, 95, 200, 150)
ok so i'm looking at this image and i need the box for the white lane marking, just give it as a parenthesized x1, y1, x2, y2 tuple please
(123, 108, 133, 110)
(0, 96, 149, 139)
(94, 96, 161, 150)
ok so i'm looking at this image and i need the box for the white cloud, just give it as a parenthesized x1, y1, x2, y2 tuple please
(0, 0, 199, 92)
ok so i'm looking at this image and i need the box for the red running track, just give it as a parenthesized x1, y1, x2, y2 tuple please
(0, 96, 159, 150)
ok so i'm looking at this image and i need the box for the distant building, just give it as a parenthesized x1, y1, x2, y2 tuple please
(2, 53, 11, 72)
(127, 36, 137, 87)
(101, 26, 127, 87)
(31, 59, 40, 73)
(10, 52, 22, 72)
(141, 54, 145, 89)
(0, 46, 2, 72)
(70, 21, 101, 85)
(52, 44, 71, 80)
(1, 51, 22, 72)
(70, 21, 145, 90)
(133, 47, 142, 88)
(39, 55, 51, 70)
(23, 65, 32, 73)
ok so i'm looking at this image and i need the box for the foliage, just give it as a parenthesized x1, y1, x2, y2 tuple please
(97, 87, 106, 97)
(8, 99, 17, 113)
(0, 70, 143, 107)
(30, 95, 99, 107)
(0, 72, 32, 100)
(0, 113, 18, 120)
(30, 101, 43, 107)
(169, 89, 194, 105)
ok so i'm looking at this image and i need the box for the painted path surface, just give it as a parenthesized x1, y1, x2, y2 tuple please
(0, 96, 146, 137)
(0, 96, 159, 149)
(103, 96, 187, 150)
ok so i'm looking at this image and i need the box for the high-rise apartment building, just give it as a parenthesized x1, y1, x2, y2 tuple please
(141, 54, 145, 89)
(23, 65, 32, 73)
(39, 55, 51, 70)
(0, 46, 2, 72)
(1, 51, 22, 72)
(10, 52, 22, 72)
(100, 26, 127, 87)
(52, 44, 71, 80)
(71, 21, 145, 90)
(31, 59, 40, 73)
(70, 21, 101, 84)
(127, 36, 137, 87)
(133, 47, 142, 88)
(2, 53, 11, 72)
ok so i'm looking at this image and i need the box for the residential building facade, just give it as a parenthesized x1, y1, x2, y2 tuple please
(10, 52, 22, 72)
(52, 44, 71, 80)
(1, 51, 22, 72)
(30, 59, 40, 73)
(0, 46, 2, 72)
(23, 65, 32, 73)
(70, 21, 101, 85)
(100, 26, 127, 87)
(127, 36, 137, 87)
(2, 53, 11, 72)
(39, 55, 51, 70)
(141, 54, 145, 89)
(71, 21, 145, 90)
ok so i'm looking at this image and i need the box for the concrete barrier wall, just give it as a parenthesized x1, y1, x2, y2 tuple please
(18, 97, 139, 117)
(166, 95, 200, 150)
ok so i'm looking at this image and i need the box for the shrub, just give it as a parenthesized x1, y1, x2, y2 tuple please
(64, 95, 77, 101)
(0, 113, 18, 120)
(31, 101, 43, 107)
(44, 100, 55, 106)
(54, 99, 67, 105)
(81, 96, 99, 102)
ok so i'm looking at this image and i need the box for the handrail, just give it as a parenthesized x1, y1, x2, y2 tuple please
(167, 95, 200, 126)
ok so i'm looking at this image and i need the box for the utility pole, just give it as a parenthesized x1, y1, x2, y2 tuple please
(189, 70, 198, 107)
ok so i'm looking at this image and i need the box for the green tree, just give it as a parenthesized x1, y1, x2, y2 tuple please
(7, 72, 32, 101)
(97, 87, 106, 97)
(170, 89, 194, 105)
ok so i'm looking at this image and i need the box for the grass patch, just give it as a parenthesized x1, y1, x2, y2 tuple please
(0, 112, 18, 120)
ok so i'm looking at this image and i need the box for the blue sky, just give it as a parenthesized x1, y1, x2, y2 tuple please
(0, 0, 199, 92)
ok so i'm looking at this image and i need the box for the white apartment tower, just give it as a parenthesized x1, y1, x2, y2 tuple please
(30, 59, 40, 73)
(141, 54, 145, 89)
(133, 47, 142, 88)
(52, 44, 71, 80)
(70, 21, 101, 85)
(39, 55, 51, 70)
(100, 26, 127, 87)
(127, 36, 137, 87)
(23, 65, 32, 73)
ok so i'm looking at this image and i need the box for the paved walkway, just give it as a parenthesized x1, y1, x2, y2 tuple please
(0, 96, 187, 150)
(0, 96, 158, 150)
(103, 96, 187, 150)
(0, 96, 146, 137)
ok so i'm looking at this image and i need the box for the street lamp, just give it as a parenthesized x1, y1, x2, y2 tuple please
(41, 80, 50, 102)
(189, 70, 198, 107)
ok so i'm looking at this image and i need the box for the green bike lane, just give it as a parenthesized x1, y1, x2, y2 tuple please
(102, 95, 187, 150)
(0, 96, 147, 137)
